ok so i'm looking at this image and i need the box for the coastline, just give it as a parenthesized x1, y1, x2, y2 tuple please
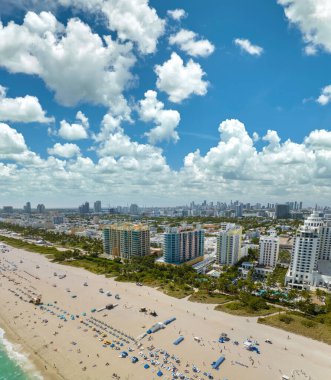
(1, 244, 331, 380)
(0, 313, 61, 380)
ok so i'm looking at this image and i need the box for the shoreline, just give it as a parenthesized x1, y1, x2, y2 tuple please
(0, 313, 62, 380)
(1, 244, 331, 380)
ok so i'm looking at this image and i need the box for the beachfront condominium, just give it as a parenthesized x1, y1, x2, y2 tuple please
(216, 223, 242, 266)
(163, 225, 204, 264)
(285, 226, 320, 288)
(258, 231, 279, 268)
(103, 223, 150, 259)
(285, 211, 331, 289)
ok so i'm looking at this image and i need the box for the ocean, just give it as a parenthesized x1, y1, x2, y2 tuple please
(0, 328, 42, 380)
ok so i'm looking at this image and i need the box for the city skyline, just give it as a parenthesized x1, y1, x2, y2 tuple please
(0, 1, 331, 206)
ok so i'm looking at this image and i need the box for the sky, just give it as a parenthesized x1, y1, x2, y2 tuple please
(0, 0, 331, 208)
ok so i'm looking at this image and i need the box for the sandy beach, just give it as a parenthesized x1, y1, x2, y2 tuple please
(0, 244, 330, 380)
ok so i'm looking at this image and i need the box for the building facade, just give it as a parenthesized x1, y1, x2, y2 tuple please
(94, 201, 102, 213)
(258, 232, 279, 267)
(103, 223, 150, 259)
(275, 204, 290, 219)
(163, 226, 204, 264)
(216, 224, 242, 266)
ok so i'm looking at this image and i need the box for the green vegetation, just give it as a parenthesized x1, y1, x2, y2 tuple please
(216, 300, 279, 317)
(265, 265, 288, 287)
(188, 291, 233, 304)
(258, 312, 331, 345)
(0, 235, 77, 260)
(0, 222, 103, 256)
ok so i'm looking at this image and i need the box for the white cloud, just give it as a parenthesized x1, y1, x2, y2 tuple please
(0, 12, 136, 116)
(169, 29, 215, 57)
(305, 129, 331, 148)
(0, 85, 53, 123)
(4, 1, 165, 55)
(316, 85, 331, 105)
(138, 90, 180, 144)
(58, 111, 89, 140)
(234, 38, 264, 56)
(0, 123, 27, 154)
(1, 116, 331, 205)
(99, 0, 165, 54)
(278, 0, 331, 54)
(48, 142, 80, 158)
(155, 52, 208, 103)
(167, 9, 187, 21)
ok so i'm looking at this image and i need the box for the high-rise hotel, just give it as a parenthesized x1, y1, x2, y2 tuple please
(216, 223, 242, 266)
(163, 225, 204, 264)
(285, 211, 331, 289)
(103, 223, 150, 259)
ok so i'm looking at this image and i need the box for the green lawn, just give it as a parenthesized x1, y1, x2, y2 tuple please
(258, 312, 331, 345)
(215, 300, 280, 317)
(188, 291, 233, 304)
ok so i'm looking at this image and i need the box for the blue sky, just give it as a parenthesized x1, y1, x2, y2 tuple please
(0, 0, 330, 207)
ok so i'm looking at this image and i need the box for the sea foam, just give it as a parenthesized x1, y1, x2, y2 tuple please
(0, 327, 43, 380)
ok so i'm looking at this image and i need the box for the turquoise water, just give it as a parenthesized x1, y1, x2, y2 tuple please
(0, 328, 41, 380)
(0, 344, 27, 380)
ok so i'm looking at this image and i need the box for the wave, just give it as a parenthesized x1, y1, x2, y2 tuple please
(0, 327, 43, 380)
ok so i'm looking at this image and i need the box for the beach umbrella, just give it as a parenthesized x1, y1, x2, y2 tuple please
(144, 364, 150, 369)
(157, 370, 163, 377)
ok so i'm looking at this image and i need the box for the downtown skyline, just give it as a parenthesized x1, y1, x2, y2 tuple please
(0, 0, 331, 206)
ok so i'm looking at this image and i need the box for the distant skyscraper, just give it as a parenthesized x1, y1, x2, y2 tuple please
(216, 224, 242, 266)
(94, 200, 102, 213)
(23, 202, 31, 214)
(36, 204, 45, 213)
(163, 226, 204, 264)
(259, 232, 279, 267)
(78, 202, 89, 214)
(234, 204, 243, 218)
(103, 223, 150, 259)
(2, 206, 13, 213)
(275, 204, 290, 219)
(129, 204, 139, 215)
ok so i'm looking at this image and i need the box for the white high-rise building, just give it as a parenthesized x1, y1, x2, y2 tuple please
(286, 212, 331, 289)
(285, 226, 320, 288)
(259, 232, 279, 267)
(304, 211, 324, 230)
(216, 224, 242, 266)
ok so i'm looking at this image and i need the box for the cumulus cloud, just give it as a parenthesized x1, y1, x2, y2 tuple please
(278, 0, 331, 54)
(1, 116, 331, 205)
(316, 85, 331, 105)
(0, 85, 53, 123)
(234, 38, 264, 56)
(0, 123, 27, 154)
(169, 29, 215, 57)
(0, 12, 135, 115)
(58, 111, 89, 140)
(305, 129, 331, 148)
(155, 52, 208, 103)
(2, 1, 165, 54)
(138, 90, 180, 144)
(48, 142, 80, 158)
(167, 9, 187, 21)
(98, 0, 165, 54)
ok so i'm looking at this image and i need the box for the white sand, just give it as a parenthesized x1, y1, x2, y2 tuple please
(0, 244, 330, 380)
